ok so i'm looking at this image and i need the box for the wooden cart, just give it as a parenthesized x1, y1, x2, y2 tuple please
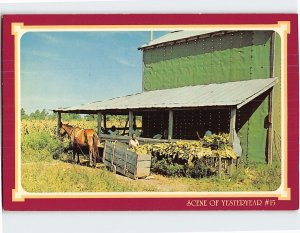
(103, 140, 151, 179)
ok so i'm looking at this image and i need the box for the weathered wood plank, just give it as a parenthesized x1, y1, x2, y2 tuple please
(123, 170, 137, 180)
(103, 159, 112, 167)
(57, 112, 61, 136)
(168, 110, 173, 140)
(104, 140, 114, 149)
(103, 140, 151, 179)
(114, 150, 138, 166)
(103, 114, 107, 129)
(127, 150, 137, 164)
(227, 158, 233, 175)
(115, 141, 128, 149)
(110, 159, 151, 174)
(119, 166, 149, 179)
(99, 133, 192, 144)
(136, 167, 151, 178)
(137, 154, 152, 161)
(113, 157, 126, 168)
(127, 160, 151, 170)
(97, 112, 102, 137)
(129, 111, 134, 135)
(115, 148, 126, 156)
(104, 145, 113, 161)
(218, 155, 222, 177)
(229, 107, 236, 143)
(114, 149, 151, 166)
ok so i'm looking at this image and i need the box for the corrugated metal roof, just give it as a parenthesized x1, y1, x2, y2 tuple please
(54, 78, 278, 113)
(139, 30, 222, 49)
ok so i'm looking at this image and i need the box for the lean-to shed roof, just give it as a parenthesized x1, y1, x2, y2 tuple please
(54, 78, 278, 114)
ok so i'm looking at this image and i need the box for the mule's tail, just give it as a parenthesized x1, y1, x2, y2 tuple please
(93, 133, 100, 163)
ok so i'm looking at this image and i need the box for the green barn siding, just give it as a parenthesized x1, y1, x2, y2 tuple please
(244, 98, 269, 162)
(142, 31, 281, 163)
(236, 91, 270, 162)
(143, 31, 273, 90)
(247, 98, 269, 162)
(251, 41, 271, 78)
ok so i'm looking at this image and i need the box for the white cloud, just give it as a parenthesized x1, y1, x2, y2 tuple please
(22, 50, 62, 60)
(35, 32, 63, 45)
(113, 57, 137, 67)
(34, 32, 105, 49)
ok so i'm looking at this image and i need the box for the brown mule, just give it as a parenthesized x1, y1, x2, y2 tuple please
(59, 122, 99, 167)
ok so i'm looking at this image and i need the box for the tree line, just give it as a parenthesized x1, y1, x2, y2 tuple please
(21, 108, 96, 121)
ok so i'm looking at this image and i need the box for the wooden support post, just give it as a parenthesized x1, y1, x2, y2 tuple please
(228, 158, 233, 176)
(123, 119, 129, 136)
(267, 89, 274, 164)
(103, 114, 107, 129)
(97, 112, 102, 136)
(229, 107, 237, 144)
(57, 112, 61, 136)
(218, 155, 222, 177)
(129, 111, 134, 136)
(236, 158, 239, 169)
(168, 110, 173, 140)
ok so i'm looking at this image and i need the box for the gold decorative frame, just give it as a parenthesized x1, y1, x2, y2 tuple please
(12, 21, 290, 202)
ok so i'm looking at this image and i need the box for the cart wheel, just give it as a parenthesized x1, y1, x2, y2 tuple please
(111, 165, 117, 174)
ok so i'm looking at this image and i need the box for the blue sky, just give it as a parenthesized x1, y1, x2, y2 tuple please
(20, 31, 168, 113)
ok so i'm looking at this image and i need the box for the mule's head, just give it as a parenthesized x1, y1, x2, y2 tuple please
(59, 122, 69, 137)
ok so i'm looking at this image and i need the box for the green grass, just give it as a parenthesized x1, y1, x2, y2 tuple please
(21, 156, 281, 193)
(22, 161, 156, 192)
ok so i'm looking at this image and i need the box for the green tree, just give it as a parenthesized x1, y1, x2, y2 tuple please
(84, 114, 96, 121)
(47, 112, 58, 120)
(62, 113, 82, 121)
(40, 109, 49, 119)
(29, 109, 49, 120)
(30, 109, 41, 119)
(21, 108, 28, 120)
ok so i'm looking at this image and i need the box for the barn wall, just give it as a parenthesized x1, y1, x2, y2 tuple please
(143, 31, 272, 90)
(142, 109, 230, 140)
(236, 32, 281, 163)
(236, 91, 269, 162)
(142, 31, 281, 163)
(142, 111, 169, 138)
(173, 109, 230, 140)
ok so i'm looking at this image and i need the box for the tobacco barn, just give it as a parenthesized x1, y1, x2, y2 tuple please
(54, 30, 281, 164)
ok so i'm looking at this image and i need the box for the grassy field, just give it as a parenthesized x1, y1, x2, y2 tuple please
(21, 119, 281, 193)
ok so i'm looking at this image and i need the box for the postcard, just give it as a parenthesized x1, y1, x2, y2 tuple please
(2, 14, 298, 210)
